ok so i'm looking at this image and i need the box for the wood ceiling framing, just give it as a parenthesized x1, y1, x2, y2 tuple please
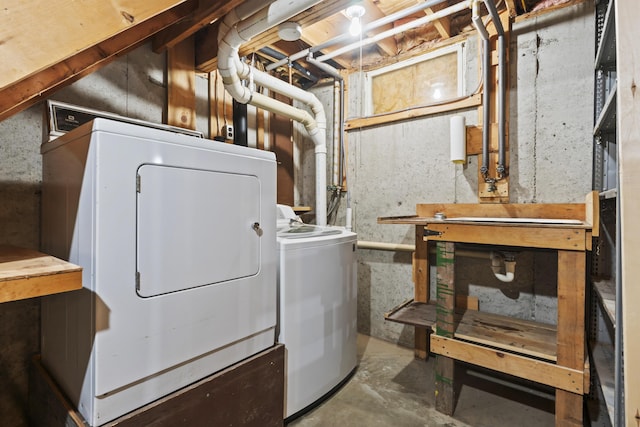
(0, 0, 584, 121)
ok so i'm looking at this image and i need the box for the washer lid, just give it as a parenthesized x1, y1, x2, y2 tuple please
(277, 223, 342, 239)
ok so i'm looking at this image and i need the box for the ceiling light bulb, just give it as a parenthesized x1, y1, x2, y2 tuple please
(345, 5, 365, 37)
(349, 16, 362, 36)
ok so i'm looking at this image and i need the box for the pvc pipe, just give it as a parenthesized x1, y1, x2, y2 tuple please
(218, 0, 329, 225)
(317, 1, 471, 63)
(358, 241, 415, 252)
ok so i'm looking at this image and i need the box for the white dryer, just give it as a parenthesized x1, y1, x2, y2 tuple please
(276, 205, 357, 419)
(40, 118, 277, 426)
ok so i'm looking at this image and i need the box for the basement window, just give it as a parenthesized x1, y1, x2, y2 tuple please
(364, 43, 465, 116)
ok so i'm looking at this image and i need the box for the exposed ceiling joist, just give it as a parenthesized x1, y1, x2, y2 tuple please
(424, 2, 452, 39)
(0, 1, 195, 122)
(152, 0, 244, 52)
(196, 0, 351, 73)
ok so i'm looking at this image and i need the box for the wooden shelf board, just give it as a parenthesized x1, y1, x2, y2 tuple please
(593, 279, 616, 328)
(384, 301, 557, 362)
(0, 246, 82, 303)
(377, 215, 433, 225)
(455, 309, 557, 362)
(384, 300, 436, 328)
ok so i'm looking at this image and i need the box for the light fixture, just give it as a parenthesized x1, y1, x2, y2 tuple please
(345, 5, 365, 37)
(278, 21, 302, 41)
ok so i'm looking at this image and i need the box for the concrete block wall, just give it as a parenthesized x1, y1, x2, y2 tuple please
(299, 2, 594, 347)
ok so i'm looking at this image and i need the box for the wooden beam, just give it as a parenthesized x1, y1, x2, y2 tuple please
(167, 36, 196, 129)
(425, 223, 587, 251)
(431, 335, 587, 394)
(152, 0, 243, 52)
(424, 3, 451, 39)
(345, 94, 481, 130)
(413, 226, 430, 359)
(555, 250, 586, 424)
(434, 242, 457, 415)
(196, 0, 350, 72)
(362, 0, 398, 56)
(0, 1, 195, 122)
(0, 0, 191, 90)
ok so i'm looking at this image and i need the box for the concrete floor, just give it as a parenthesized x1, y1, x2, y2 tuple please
(288, 334, 556, 426)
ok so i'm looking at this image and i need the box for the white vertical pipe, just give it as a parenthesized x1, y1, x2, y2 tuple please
(218, 0, 329, 225)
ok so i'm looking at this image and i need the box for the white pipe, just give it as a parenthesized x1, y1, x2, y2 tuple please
(266, 0, 449, 71)
(358, 241, 415, 252)
(332, 80, 341, 187)
(490, 252, 516, 282)
(317, 0, 471, 63)
(218, 0, 329, 225)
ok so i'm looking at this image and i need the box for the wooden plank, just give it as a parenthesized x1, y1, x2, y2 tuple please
(556, 250, 586, 425)
(30, 345, 285, 427)
(435, 242, 456, 415)
(384, 300, 436, 329)
(152, 0, 243, 52)
(617, 0, 640, 419)
(414, 229, 430, 359)
(584, 190, 599, 236)
(425, 223, 587, 251)
(167, 36, 196, 130)
(0, 0, 189, 89)
(0, 2, 195, 122)
(0, 246, 82, 303)
(344, 94, 482, 130)
(430, 335, 586, 394)
(415, 201, 588, 221)
(425, 3, 451, 39)
(454, 310, 557, 361)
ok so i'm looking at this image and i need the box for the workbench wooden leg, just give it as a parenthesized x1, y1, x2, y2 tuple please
(413, 226, 429, 359)
(435, 241, 456, 415)
(555, 250, 586, 426)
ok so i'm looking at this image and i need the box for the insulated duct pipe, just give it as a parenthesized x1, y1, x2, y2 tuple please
(218, 0, 329, 225)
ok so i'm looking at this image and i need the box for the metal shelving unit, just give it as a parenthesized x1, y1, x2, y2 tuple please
(589, 0, 619, 425)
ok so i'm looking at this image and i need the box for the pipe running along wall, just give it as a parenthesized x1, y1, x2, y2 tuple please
(217, 0, 329, 225)
(472, 0, 507, 187)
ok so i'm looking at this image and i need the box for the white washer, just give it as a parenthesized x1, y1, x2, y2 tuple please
(277, 206, 358, 419)
(40, 118, 277, 426)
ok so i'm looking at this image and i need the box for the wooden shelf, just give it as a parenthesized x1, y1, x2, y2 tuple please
(0, 245, 82, 303)
(384, 300, 557, 361)
(384, 300, 436, 328)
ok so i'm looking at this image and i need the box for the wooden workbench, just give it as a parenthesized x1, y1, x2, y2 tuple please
(379, 192, 597, 426)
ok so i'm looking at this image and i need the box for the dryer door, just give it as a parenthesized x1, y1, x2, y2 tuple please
(136, 164, 261, 297)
